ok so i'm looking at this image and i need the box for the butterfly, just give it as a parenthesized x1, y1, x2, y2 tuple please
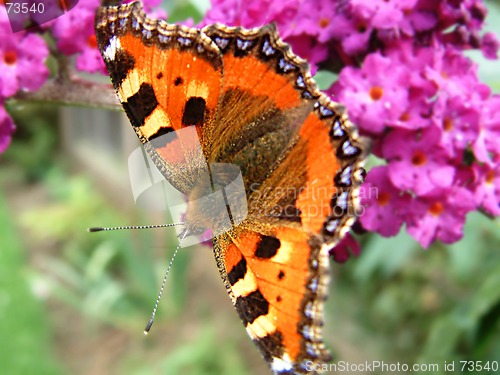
(95, 2, 365, 374)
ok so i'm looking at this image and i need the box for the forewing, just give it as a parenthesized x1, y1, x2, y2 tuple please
(95, 2, 223, 192)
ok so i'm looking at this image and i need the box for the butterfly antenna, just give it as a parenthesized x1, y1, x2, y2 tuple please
(88, 223, 185, 232)
(144, 229, 188, 334)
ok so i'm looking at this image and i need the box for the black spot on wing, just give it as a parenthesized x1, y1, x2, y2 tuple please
(228, 257, 247, 286)
(254, 330, 285, 363)
(182, 97, 206, 126)
(235, 289, 269, 325)
(255, 236, 280, 259)
(174, 76, 183, 86)
(109, 49, 135, 87)
(124, 83, 158, 127)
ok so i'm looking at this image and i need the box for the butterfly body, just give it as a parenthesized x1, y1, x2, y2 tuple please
(95, 3, 365, 374)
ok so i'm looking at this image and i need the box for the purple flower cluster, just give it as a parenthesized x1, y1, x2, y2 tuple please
(51, 0, 105, 74)
(0, 5, 49, 152)
(203, 0, 500, 249)
(327, 2, 500, 248)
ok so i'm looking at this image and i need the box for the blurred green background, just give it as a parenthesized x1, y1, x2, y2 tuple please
(1, 1, 500, 375)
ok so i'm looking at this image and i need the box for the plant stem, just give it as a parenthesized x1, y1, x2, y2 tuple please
(12, 77, 120, 111)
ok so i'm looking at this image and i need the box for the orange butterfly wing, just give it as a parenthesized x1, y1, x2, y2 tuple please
(203, 23, 364, 374)
(95, 3, 366, 375)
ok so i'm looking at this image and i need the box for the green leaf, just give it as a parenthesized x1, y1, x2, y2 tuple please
(353, 230, 418, 282)
(314, 70, 338, 90)
(418, 315, 463, 362)
(464, 264, 500, 324)
(0, 192, 63, 375)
